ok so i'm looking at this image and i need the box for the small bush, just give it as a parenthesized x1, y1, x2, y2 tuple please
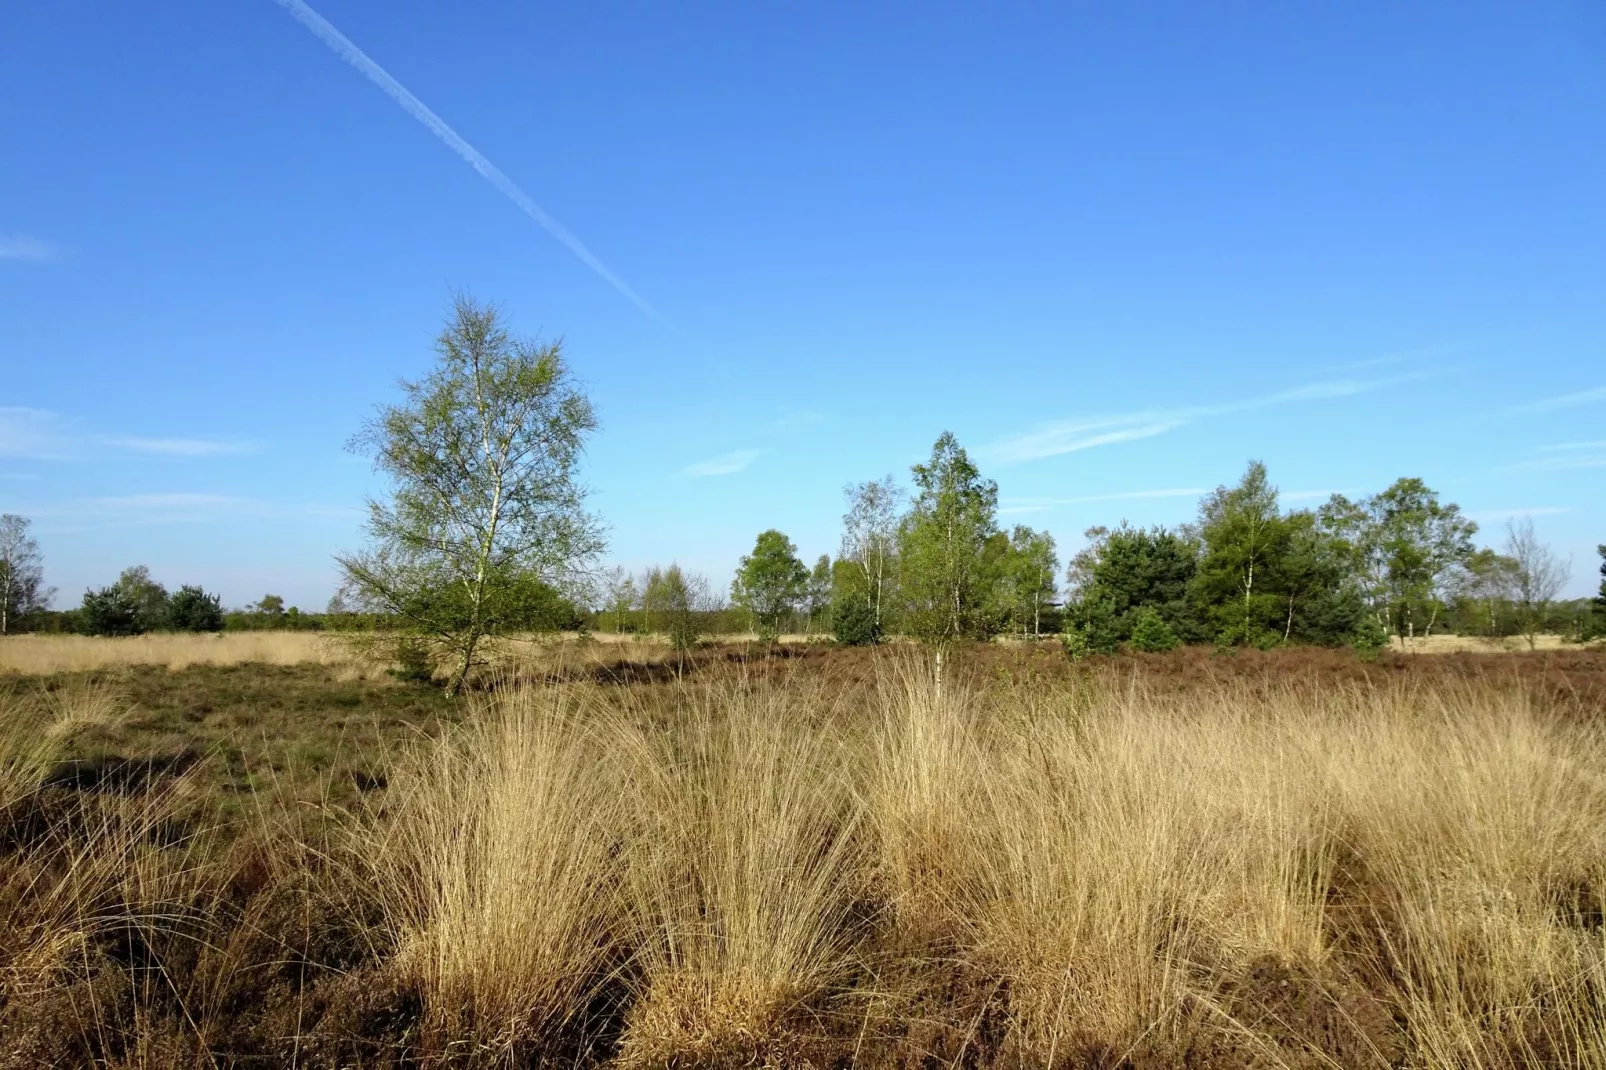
(1060, 627, 1091, 660)
(165, 584, 225, 632)
(831, 594, 879, 646)
(389, 638, 437, 685)
(1126, 606, 1180, 652)
(77, 586, 142, 636)
(1352, 614, 1388, 662)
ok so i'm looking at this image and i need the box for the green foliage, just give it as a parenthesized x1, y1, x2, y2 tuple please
(658, 564, 706, 654)
(898, 432, 1002, 642)
(831, 592, 879, 646)
(78, 585, 143, 636)
(1591, 545, 1606, 641)
(388, 637, 437, 685)
(116, 566, 170, 632)
(840, 476, 901, 635)
(76, 566, 171, 636)
(1126, 606, 1180, 652)
(730, 529, 808, 642)
(1190, 463, 1375, 648)
(1065, 523, 1197, 644)
(1059, 626, 1091, 660)
(1352, 613, 1388, 661)
(1000, 525, 1058, 637)
(165, 585, 224, 632)
(1322, 478, 1476, 640)
(805, 554, 833, 634)
(1191, 461, 1288, 645)
(337, 297, 604, 694)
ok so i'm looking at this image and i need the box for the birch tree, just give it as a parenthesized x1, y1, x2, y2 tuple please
(0, 515, 51, 635)
(840, 476, 901, 633)
(1191, 461, 1285, 645)
(1505, 518, 1569, 650)
(338, 297, 604, 694)
(898, 433, 1001, 642)
(1003, 525, 1058, 637)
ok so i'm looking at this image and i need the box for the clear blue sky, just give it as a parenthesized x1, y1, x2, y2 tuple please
(3, 1, 1603, 609)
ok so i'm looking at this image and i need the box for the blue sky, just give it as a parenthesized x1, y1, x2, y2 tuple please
(3, 0, 1603, 608)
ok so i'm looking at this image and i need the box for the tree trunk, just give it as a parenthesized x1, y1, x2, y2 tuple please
(448, 630, 479, 696)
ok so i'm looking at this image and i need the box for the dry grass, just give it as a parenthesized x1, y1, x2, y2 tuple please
(1390, 633, 1574, 653)
(1, 648, 1604, 1066)
(0, 632, 351, 675)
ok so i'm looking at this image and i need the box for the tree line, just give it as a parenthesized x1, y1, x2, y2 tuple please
(4, 299, 1602, 686)
(593, 440, 1599, 655)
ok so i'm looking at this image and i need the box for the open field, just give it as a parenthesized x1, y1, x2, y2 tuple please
(2, 629, 1594, 678)
(1, 643, 1605, 1067)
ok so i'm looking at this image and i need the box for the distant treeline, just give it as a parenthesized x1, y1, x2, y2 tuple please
(590, 440, 1606, 654)
(3, 432, 1603, 652)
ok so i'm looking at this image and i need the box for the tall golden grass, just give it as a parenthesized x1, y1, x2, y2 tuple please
(1, 654, 1603, 1066)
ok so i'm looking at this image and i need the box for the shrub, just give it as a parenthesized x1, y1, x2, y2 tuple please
(1126, 606, 1180, 652)
(389, 638, 437, 685)
(77, 586, 142, 636)
(831, 594, 878, 646)
(1060, 627, 1091, 660)
(165, 585, 224, 632)
(1352, 614, 1388, 662)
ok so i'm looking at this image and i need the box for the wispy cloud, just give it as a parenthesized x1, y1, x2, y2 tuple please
(96, 435, 257, 457)
(20, 493, 359, 532)
(1319, 341, 1466, 376)
(980, 374, 1423, 465)
(0, 408, 72, 459)
(998, 487, 1206, 516)
(1539, 440, 1606, 452)
(0, 408, 257, 460)
(773, 408, 827, 431)
(1496, 454, 1606, 474)
(1465, 506, 1574, 523)
(1512, 386, 1606, 413)
(680, 449, 759, 477)
(0, 234, 62, 262)
(82, 493, 253, 510)
(273, 0, 658, 320)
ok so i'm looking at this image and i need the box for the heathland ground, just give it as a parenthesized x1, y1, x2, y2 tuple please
(1, 635, 1604, 1068)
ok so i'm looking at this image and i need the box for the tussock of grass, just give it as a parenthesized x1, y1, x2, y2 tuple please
(365, 684, 628, 1058)
(613, 678, 864, 1067)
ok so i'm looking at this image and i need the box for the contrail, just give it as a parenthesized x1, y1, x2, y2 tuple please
(272, 0, 660, 319)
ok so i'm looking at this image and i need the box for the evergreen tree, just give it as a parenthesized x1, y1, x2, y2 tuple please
(1191, 461, 1288, 646)
(1064, 524, 1197, 644)
(1126, 605, 1180, 652)
(831, 591, 878, 646)
(165, 585, 225, 632)
(78, 585, 142, 636)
